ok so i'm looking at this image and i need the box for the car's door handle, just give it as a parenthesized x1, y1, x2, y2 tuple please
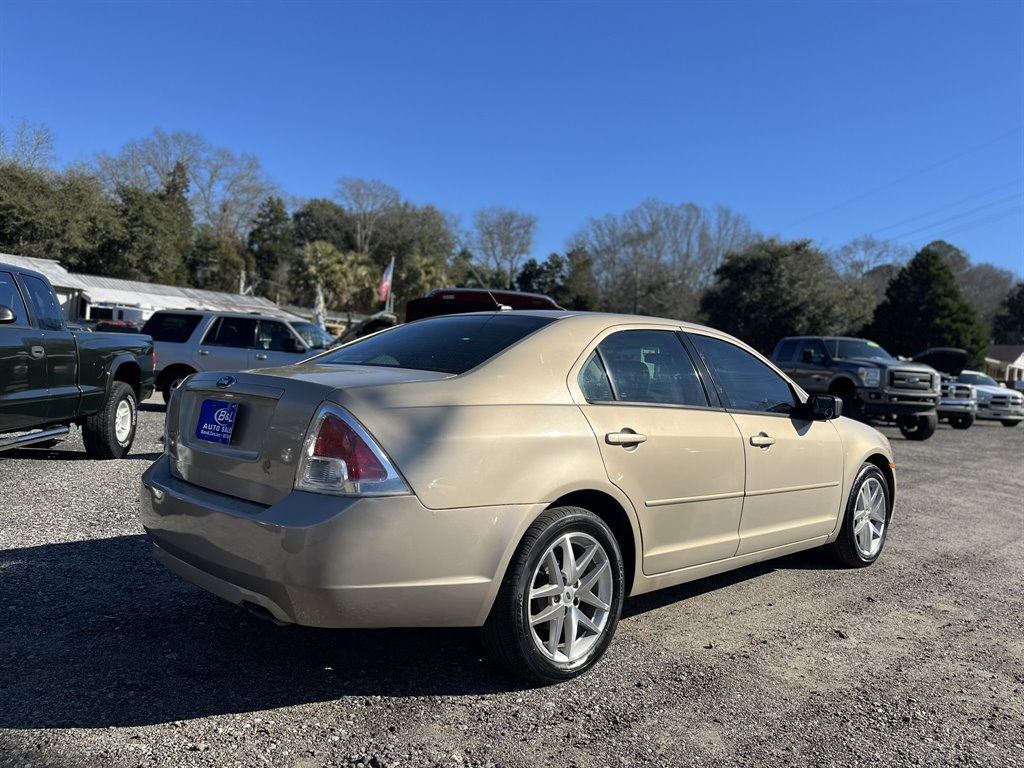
(254, 353, 268, 360)
(198, 349, 210, 356)
(750, 434, 776, 447)
(606, 431, 647, 446)
(29, 345, 45, 359)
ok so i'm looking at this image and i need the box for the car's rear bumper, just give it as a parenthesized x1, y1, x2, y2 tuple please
(140, 455, 536, 628)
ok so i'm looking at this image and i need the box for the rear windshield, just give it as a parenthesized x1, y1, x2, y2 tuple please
(142, 313, 203, 343)
(314, 314, 556, 374)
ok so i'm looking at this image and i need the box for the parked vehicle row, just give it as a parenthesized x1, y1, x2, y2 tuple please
(5, 270, 1014, 685)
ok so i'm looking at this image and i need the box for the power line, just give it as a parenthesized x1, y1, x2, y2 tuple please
(869, 179, 1023, 235)
(925, 206, 1023, 240)
(783, 126, 1024, 229)
(884, 194, 1022, 241)
(905, 206, 1024, 251)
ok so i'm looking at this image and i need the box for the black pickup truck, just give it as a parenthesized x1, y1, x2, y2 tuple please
(772, 335, 941, 441)
(0, 263, 155, 458)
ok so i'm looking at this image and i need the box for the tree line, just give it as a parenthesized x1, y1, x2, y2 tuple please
(1, 122, 1021, 362)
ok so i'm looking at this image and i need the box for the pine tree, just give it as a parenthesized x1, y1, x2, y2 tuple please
(864, 241, 987, 364)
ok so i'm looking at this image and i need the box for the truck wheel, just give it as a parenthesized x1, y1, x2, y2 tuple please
(82, 382, 138, 459)
(898, 412, 937, 441)
(1002, 420, 1020, 428)
(949, 414, 974, 430)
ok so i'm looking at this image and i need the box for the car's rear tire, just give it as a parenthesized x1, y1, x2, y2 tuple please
(830, 463, 891, 568)
(898, 412, 937, 440)
(481, 506, 624, 684)
(949, 414, 974, 430)
(1002, 420, 1020, 427)
(82, 382, 137, 459)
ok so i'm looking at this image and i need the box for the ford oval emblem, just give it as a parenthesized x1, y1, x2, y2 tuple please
(216, 375, 237, 389)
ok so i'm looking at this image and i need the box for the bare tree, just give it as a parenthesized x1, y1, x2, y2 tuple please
(473, 207, 537, 289)
(573, 200, 755, 319)
(336, 177, 400, 256)
(94, 129, 276, 238)
(832, 235, 910, 280)
(0, 119, 56, 169)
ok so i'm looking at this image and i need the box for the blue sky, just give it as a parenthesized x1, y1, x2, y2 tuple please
(1, 0, 1022, 278)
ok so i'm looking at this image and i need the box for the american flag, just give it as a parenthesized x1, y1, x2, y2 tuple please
(377, 257, 395, 303)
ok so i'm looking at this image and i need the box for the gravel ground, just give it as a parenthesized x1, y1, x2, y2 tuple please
(1, 404, 1022, 768)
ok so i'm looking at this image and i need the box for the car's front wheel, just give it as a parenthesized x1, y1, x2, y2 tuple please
(949, 414, 974, 429)
(829, 463, 891, 567)
(481, 507, 624, 683)
(1001, 420, 1020, 428)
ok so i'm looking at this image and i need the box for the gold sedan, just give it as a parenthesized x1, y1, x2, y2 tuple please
(140, 311, 894, 682)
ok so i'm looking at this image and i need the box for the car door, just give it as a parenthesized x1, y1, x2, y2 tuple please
(18, 273, 79, 422)
(197, 316, 257, 372)
(0, 270, 49, 431)
(688, 333, 844, 556)
(249, 319, 310, 368)
(574, 328, 746, 574)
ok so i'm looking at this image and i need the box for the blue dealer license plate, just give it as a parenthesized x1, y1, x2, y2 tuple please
(195, 399, 238, 445)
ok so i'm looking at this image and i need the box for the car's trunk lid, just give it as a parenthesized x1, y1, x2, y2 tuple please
(166, 365, 450, 506)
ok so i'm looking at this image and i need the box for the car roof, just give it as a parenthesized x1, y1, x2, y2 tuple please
(0, 262, 48, 282)
(411, 309, 741, 340)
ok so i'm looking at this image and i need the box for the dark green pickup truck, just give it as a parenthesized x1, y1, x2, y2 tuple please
(0, 263, 155, 458)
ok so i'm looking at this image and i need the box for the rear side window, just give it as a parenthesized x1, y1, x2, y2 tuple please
(582, 330, 709, 406)
(143, 313, 203, 343)
(318, 314, 556, 374)
(0, 271, 28, 325)
(203, 317, 258, 348)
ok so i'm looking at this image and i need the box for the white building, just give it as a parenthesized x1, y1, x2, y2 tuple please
(1, 253, 302, 321)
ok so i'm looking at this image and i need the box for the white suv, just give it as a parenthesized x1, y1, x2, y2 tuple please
(142, 310, 336, 402)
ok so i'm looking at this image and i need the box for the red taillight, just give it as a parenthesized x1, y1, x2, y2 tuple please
(296, 404, 409, 496)
(313, 413, 387, 481)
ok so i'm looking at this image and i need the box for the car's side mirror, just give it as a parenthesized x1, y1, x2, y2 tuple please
(801, 349, 814, 363)
(283, 337, 306, 353)
(0, 305, 14, 324)
(798, 394, 842, 421)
